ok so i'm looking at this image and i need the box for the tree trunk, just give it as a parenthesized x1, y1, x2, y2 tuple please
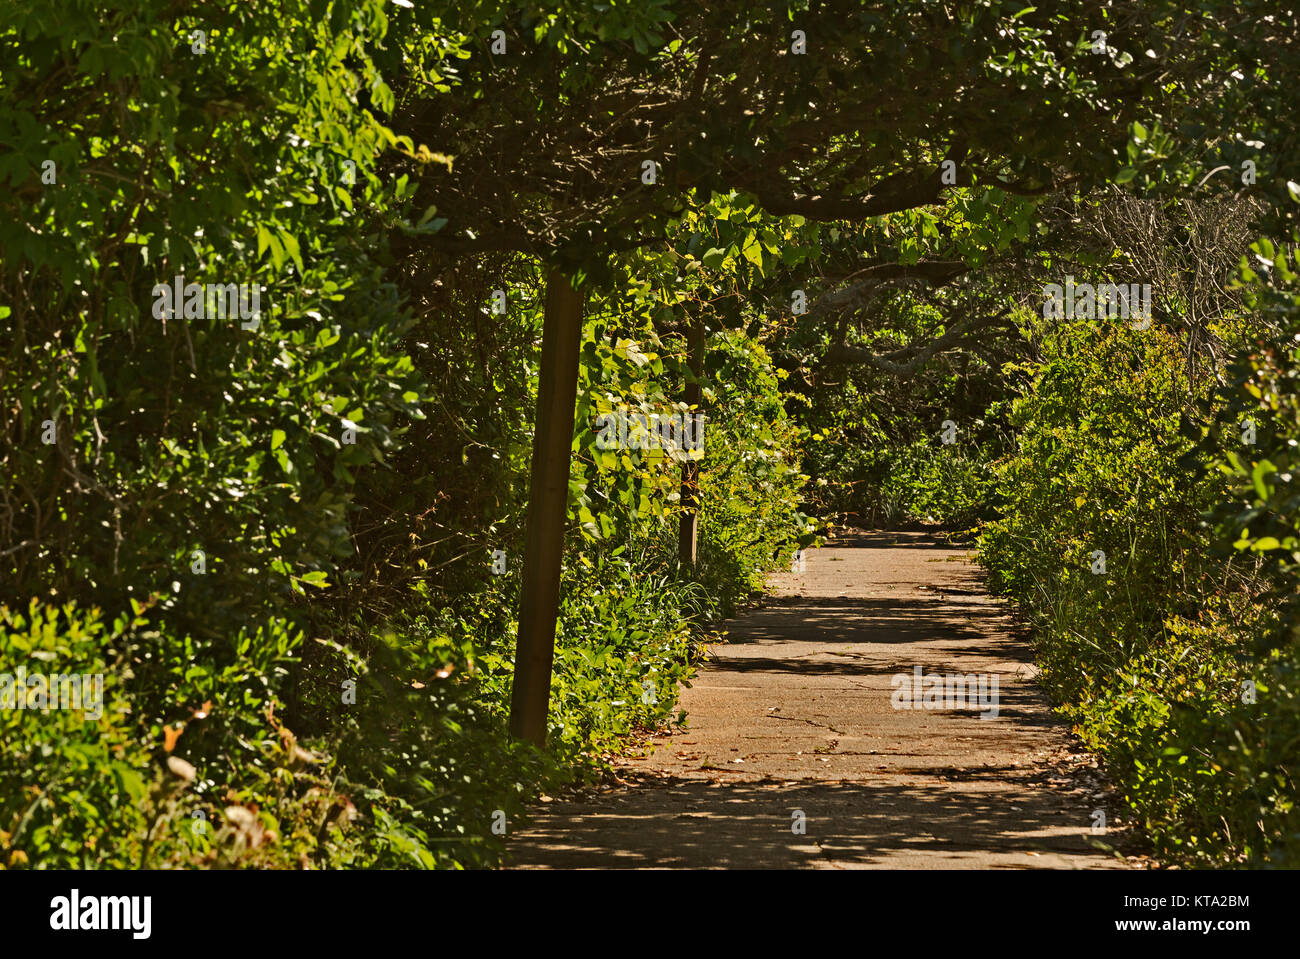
(508, 270, 583, 746)
(678, 314, 704, 569)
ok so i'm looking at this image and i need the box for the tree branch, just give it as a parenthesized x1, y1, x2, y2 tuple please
(821, 309, 1010, 375)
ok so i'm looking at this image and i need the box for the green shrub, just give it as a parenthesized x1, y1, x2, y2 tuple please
(977, 303, 1300, 866)
(0, 598, 357, 869)
(880, 438, 996, 531)
(0, 6, 814, 871)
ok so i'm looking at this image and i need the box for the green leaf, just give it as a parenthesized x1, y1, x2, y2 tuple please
(1251, 459, 1276, 500)
(111, 762, 147, 803)
(266, 232, 286, 270)
(278, 228, 304, 274)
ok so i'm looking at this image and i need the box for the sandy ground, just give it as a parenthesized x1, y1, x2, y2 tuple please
(505, 528, 1138, 869)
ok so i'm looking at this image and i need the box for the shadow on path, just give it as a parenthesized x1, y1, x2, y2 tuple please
(506, 527, 1133, 869)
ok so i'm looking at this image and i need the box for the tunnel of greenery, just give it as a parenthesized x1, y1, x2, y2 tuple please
(1, 0, 1297, 868)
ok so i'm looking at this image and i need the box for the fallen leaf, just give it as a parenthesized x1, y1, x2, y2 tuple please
(163, 724, 184, 753)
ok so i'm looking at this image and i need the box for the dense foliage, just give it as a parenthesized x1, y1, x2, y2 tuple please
(3, 0, 1298, 869)
(0, 2, 810, 869)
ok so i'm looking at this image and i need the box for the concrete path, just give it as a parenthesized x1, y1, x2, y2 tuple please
(506, 529, 1136, 869)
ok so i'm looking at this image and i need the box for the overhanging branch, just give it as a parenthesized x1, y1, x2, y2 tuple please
(821, 309, 1011, 375)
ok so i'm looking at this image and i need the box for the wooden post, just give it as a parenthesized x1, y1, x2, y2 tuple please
(678, 315, 704, 569)
(508, 270, 584, 746)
